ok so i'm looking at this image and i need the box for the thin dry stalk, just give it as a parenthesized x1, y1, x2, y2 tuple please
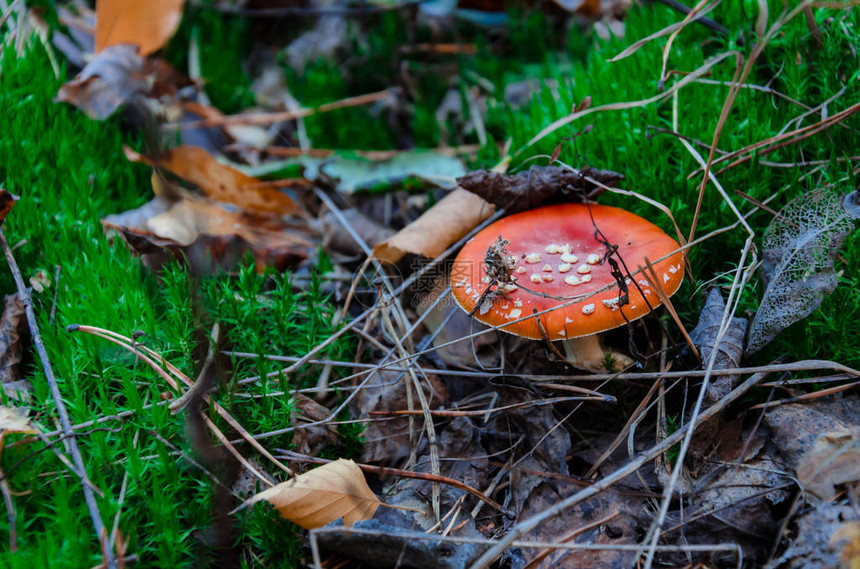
(0, 229, 114, 567)
(525, 510, 620, 569)
(658, 0, 716, 86)
(309, 526, 744, 569)
(166, 89, 397, 130)
(69, 325, 289, 479)
(470, 368, 770, 568)
(0, 465, 15, 552)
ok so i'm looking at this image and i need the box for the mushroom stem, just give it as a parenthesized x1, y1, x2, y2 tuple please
(561, 335, 634, 372)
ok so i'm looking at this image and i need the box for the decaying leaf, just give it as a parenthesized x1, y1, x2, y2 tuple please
(0, 189, 18, 225)
(246, 459, 381, 530)
(55, 45, 190, 120)
(0, 406, 38, 437)
(797, 431, 860, 500)
(124, 146, 300, 215)
(457, 165, 621, 213)
(351, 368, 448, 464)
(763, 397, 860, 467)
(95, 0, 185, 56)
(486, 385, 571, 521)
(0, 294, 29, 388)
(102, 196, 312, 273)
(770, 502, 859, 569)
(55, 44, 148, 120)
(689, 288, 748, 401)
(512, 486, 639, 569)
(290, 395, 339, 456)
(688, 446, 791, 561)
(373, 188, 495, 264)
(321, 151, 466, 194)
(748, 189, 860, 353)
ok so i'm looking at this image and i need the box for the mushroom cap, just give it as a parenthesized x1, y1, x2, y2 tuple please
(450, 203, 684, 340)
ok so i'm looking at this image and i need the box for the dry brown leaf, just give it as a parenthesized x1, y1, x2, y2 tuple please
(55, 45, 191, 121)
(55, 44, 147, 120)
(102, 197, 312, 273)
(95, 0, 185, 55)
(373, 188, 494, 264)
(0, 294, 28, 391)
(0, 190, 18, 225)
(247, 459, 381, 529)
(124, 146, 300, 215)
(797, 431, 860, 500)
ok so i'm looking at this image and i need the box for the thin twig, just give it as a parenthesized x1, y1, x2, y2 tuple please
(469, 368, 770, 568)
(0, 228, 114, 568)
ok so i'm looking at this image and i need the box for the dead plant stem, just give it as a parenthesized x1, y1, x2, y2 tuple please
(0, 228, 114, 568)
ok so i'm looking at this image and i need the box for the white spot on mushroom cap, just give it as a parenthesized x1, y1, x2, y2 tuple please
(557, 329, 566, 337)
(525, 253, 541, 264)
(530, 274, 542, 283)
(544, 244, 560, 254)
(669, 265, 678, 274)
(516, 266, 526, 274)
(514, 299, 523, 308)
(542, 274, 554, 282)
(508, 308, 522, 319)
(561, 252, 579, 264)
(602, 298, 620, 311)
(580, 274, 592, 283)
(577, 264, 591, 274)
(663, 273, 670, 283)
(504, 283, 518, 292)
(582, 303, 595, 315)
(565, 316, 574, 324)
(560, 243, 572, 254)
(586, 253, 601, 265)
(558, 263, 572, 273)
(542, 264, 553, 272)
(564, 275, 581, 286)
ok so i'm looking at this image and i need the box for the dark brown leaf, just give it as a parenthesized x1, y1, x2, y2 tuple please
(457, 166, 622, 213)
(0, 294, 28, 386)
(0, 189, 19, 225)
(689, 288, 748, 401)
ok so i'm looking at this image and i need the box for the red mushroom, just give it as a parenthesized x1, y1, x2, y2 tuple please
(450, 203, 684, 371)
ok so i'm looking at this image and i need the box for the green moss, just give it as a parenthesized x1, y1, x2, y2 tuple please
(0, 42, 351, 567)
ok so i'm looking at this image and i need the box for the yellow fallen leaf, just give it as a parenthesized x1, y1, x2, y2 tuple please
(247, 459, 381, 530)
(124, 145, 300, 216)
(96, 0, 185, 56)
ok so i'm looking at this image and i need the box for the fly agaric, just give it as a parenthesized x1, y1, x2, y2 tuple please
(450, 203, 684, 371)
